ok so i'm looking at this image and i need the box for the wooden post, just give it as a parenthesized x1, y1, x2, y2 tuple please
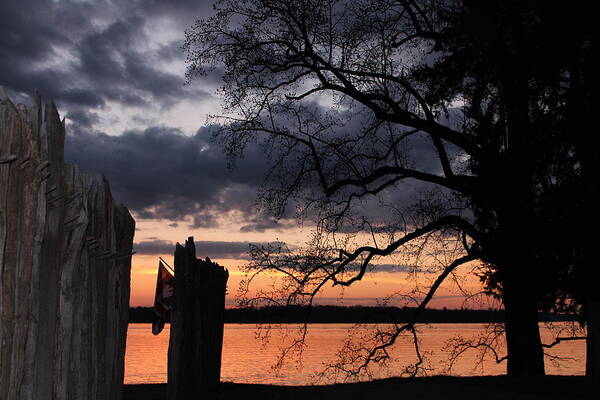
(0, 89, 135, 400)
(167, 237, 229, 399)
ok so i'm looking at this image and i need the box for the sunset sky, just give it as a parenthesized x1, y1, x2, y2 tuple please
(0, 0, 491, 309)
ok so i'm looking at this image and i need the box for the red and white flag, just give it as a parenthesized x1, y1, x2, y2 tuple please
(152, 260, 174, 335)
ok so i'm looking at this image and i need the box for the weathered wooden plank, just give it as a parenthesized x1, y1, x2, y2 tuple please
(0, 90, 135, 400)
(167, 237, 229, 400)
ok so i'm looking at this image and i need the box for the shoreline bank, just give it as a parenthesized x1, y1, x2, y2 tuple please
(123, 375, 592, 400)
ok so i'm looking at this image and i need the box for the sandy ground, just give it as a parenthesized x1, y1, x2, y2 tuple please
(123, 375, 594, 399)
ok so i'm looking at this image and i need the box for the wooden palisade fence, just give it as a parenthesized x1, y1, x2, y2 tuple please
(0, 88, 135, 400)
(168, 237, 229, 399)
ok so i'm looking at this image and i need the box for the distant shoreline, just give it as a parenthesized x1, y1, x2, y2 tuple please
(129, 305, 578, 324)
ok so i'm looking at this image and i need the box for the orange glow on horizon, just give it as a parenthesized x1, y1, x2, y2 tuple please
(129, 217, 491, 310)
(130, 252, 491, 310)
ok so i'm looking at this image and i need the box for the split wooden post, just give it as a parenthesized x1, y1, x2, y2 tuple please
(167, 237, 229, 399)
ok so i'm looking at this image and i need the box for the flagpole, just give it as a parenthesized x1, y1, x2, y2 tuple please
(159, 256, 175, 274)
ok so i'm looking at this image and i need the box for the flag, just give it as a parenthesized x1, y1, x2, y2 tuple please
(152, 260, 174, 335)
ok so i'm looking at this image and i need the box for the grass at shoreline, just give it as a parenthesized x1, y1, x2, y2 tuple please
(123, 375, 592, 399)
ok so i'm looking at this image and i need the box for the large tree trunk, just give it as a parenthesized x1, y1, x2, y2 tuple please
(0, 89, 135, 400)
(497, 42, 545, 378)
(582, 161, 600, 383)
(494, 206, 546, 378)
(502, 270, 546, 377)
(569, 43, 598, 382)
(168, 237, 228, 400)
(587, 298, 600, 383)
(493, 204, 545, 377)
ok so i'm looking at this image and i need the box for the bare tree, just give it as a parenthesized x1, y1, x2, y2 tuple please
(184, 0, 587, 378)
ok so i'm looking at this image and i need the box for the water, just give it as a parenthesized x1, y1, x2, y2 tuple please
(124, 323, 585, 385)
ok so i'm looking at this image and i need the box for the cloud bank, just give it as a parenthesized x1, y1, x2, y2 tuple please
(135, 239, 290, 259)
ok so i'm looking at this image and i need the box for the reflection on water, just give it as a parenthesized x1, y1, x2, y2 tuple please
(124, 323, 585, 385)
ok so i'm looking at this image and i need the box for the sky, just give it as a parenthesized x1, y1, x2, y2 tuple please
(0, 0, 492, 309)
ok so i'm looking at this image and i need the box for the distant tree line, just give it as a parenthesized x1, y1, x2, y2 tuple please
(129, 305, 574, 324)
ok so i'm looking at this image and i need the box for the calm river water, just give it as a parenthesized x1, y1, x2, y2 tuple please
(124, 323, 585, 385)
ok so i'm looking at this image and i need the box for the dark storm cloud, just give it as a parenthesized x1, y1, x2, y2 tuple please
(66, 109, 101, 129)
(0, 0, 217, 126)
(61, 105, 459, 231)
(134, 239, 289, 259)
(188, 213, 219, 229)
(2, 0, 465, 231)
(239, 220, 294, 233)
(62, 115, 450, 230)
(64, 125, 271, 225)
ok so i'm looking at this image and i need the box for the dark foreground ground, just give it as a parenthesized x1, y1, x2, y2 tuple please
(123, 375, 594, 400)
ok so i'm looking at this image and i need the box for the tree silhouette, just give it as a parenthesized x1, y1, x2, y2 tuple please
(436, 0, 595, 380)
(417, 0, 593, 377)
(184, 0, 591, 378)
